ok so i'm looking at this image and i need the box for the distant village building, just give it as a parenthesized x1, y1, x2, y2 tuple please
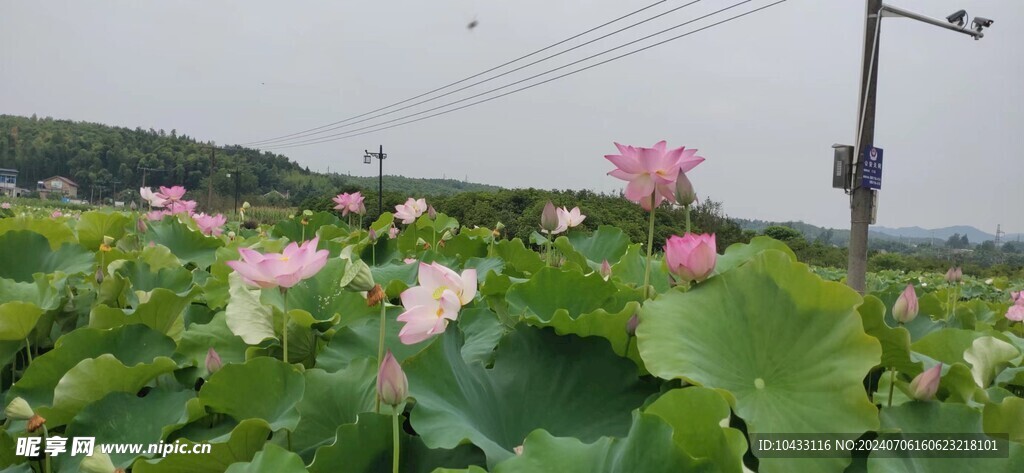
(37, 176, 79, 199)
(0, 168, 17, 197)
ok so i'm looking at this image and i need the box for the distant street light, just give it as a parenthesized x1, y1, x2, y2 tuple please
(363, 145, 387, 216)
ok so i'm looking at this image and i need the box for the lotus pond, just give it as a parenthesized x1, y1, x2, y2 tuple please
(0, 200, 1023, 473)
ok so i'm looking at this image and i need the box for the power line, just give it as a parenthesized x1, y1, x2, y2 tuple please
(241, 0, 672, 146)
(260, 0, 785, 150)
(246, 0, 704, 147)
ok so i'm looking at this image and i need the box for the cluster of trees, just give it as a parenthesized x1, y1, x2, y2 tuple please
(946, 233, 971, 249)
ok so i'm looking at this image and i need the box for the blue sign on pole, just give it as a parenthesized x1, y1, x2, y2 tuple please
(861, 146, 883, 190)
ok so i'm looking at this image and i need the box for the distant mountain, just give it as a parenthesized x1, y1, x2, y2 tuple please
(327, 173, 501, 196)
(873, 225, 997, 243)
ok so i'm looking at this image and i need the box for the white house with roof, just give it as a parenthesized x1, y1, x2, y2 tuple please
(0, 168, 17, 197)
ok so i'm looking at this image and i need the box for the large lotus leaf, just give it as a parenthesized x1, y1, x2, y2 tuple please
(565, 225, 631, 266)
(0, 216, 76, 249)
(439, 233, 488, 262)
(76, 211, 130, 250)
(371, 261, 419, 299)
(463, 257, 504, 281)
(61, 389, 195, 470)
(984, 396, 1024, 443)
(223, 444, 306, 473)
(551, 235, 590, 272)
(869, 402, 1024, 472)
(611, 243, 670, 294)
(133, 419, 272, 473)
(643, 388, 747, 473)
(225, 273, 276, 345)
(506, 267, 620, 321)
(859, 295, 921, 375)
(308, 413, 487, 473)
(7, 324, 176, 408)
(199, 357, 304, 431)
(317, 306, 433, 371)
(404, 325, 657, 467)
(42, 354, 178, 427)
(911, 329, 984, 365)
(0, 231, 94, 282)
(259, 258, 350, 323)
(937, 362, 987, 405)
(492, 239, 543, 277)
(137, 243, 183, 271)
(458, 307, 505, 366)
(146, 218, 223, 268)
(0, 274, 64, 310)
(271, 212, 340, 242)
(965, 336, 1020, 388)
(175, 312, 249, 376)
(712, 236, 796, 276)
(637, 250, 881, 473)
(112, 260, 193, 297)
(0, 302, 43, 341)
(291, 360, 377, 461)
(525, 301, 640, 365)
(490, 412, 705, 473)
(89, 288, 190, 340)
(0, 430, 27, 469)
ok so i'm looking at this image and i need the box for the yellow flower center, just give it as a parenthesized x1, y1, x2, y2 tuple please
(436, 307, 445, 318)
(279, 256, 290, 262)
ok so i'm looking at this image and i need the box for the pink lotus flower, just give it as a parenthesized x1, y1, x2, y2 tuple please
(51, 210, 62, 218)
(1007, 304, 1024, 322)
(909, 364, 942, 401)
(396, 262, 477, 344)
(605, 141, 704, 211)
(226, 236, 329, 289)
(395, 198, 427, 224)
(389, 226, 399, 239)
(1011, 291, 1022, 305)
(332, 192, 366, 216)
(377, 350, 409, 407)
(557, 206, 586, 228)
(139, 187, 168, 207)
(945, 267, 963, 283)
(665, 233, 717, 283)
(194, 213, 227, 236)
(540, 202, 565, 235)
(146, 210, 169, 221)
(1, 202, 10, 209)
(600, 260, 611, 280)
(166, 199, 197, 216)
(403, 258, 417, 264)
(893, 284, 919, 324)
(158, 186, 187, 202)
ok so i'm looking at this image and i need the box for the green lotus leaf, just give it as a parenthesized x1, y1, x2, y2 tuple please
(0, 216, 77, 249)
(439, 233, 488, 262)
(42, 354, 178, 427)
(713, 235, 796, 276)
(89, 288, 190, 340)
(371, 261, 419, 299)
(506, 267, 621, 321)
(259, 259, 353, 323)
(490, 412, 705, 473)
(8, 324, 176, 409)
(199, 357, 304, 431)
(912, 329, 984, 365)
(0, 302, 44, 341)
(463, 257, 504, 281)
(937, 362, 986, 405)
(551, 236, 590, 272)
(0, 231, 94, 282)
(62, 389, 195, 469)
(271, 212, 340, 242)
(291, 360, 377, 461)
(525, 301, 640, 365)
(225, 273, 276, 345)
(874, 286, 944, 341)
(869, 402, 1024, 472)
(137, 243, 183, 271)
(224, 444, 306, 473)
(0, 429, 27, 470)
(317, 307, 432, 371)
(458, 307, 505, 366)
(492, 239, 543, 277)
(308, 413, 486, 473)
(964, 336, 1020, 388)
(566, 225, 631, 266)
(112, 260, 193, 298)
(132, 419, 272, 473)
(983, 396, 1024, 444)
(637, 250, 881, 473)
(175, 312, 249, 376)
(145, 218, 223, 268)
(859, 295, 921, 375)
(643, 388, 748, 473)
(611, 243, 670, 294)
(404, 325, 657, 467)
(0, 273, 64, 310)
(76, 211, 130, 250)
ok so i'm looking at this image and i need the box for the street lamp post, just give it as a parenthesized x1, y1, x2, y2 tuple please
(363, 145, 387, 216)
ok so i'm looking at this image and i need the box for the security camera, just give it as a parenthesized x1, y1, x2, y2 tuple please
(972, 17, 994, 31)
(946, 9, 966, 26)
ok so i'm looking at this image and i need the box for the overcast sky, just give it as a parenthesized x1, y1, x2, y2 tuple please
(2, 0, 1021, 233)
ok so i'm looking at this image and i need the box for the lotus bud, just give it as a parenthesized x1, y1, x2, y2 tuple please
(369, 228, 378, 240)
(367, 284, 386, 307)
(540, 201, 560, 233)
(95, 268, 104, 284)
(377, 350, 409, 407)
(953, 267, 962, 282)
(944, 267, 956, 283)
(80, 452, 119, 473)
(665, 234, 717, 284)
(303, 209, 313, 217)
(242, 201, 251, 210)
(675, 170, 697, 207)
(626, 313, 639, 337)
(428, 205, 437, 219)
(909, 364, 942, 401)
(892, 284, 919, 324)
(5, 397, 34, 421)
(206, 348, 223, 374)
(388, 227, 399, 239)
(600, 260, 611, 280)
(137, 219, 147, 233)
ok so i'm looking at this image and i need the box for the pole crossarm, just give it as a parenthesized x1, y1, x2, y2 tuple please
(880, 4, 984, 39)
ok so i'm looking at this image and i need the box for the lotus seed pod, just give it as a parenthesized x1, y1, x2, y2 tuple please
(4, 397, 34, 421)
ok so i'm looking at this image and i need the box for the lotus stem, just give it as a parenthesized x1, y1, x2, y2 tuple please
(281, 288, 289, 364)
(545, 239, 552, 267)
(376, 300, 387, 414)
(624, 335, 633, 357)
(684, 204, 691, 234)
(392, 412, 401, 473)
(24, 338, 32, 365)
(42, 424, 51, 473)
(642, 192, 657, 300)
(887, 369, 896, 407)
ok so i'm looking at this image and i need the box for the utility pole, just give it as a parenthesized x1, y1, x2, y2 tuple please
(363, 145, 388, 216)
(847, 0, 882, 294)
(207, 147, 216, 211)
